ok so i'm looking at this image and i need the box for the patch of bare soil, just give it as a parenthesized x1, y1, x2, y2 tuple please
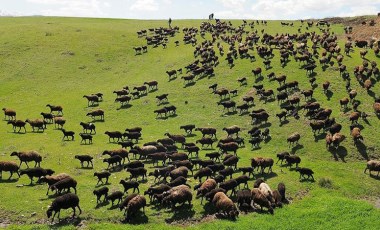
(325, 15, 380, 42)
(165, 215, 216, 226)
(375, 199, 380, 209)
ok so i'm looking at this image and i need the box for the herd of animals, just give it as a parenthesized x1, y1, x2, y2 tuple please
(1, 17, 380, 224)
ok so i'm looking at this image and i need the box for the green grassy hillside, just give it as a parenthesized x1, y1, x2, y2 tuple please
(0, 17, 380, 229)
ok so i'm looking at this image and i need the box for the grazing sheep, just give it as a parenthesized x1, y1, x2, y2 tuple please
(10, 151, 42, 168)
(40, 173, 70, 195)
(185, 145, 200, 157)
(125, 195, 147, 222)
(74, 155, 93, 168)
(156, 94, 169, 104)
(61, 129, 75, 141)
(287, 132, 300, 146)
(46, 104, 63, 115)
(212, 192, 239, 219)
(238, 166, 254, 178)
(205, 152, 221, 162)
(147, 152, 167, 166)
(93, 187, 109, 203)
(284, 155, 301, 168)
(251, 188, 273, 214)
(278, 182, 286, 202)
(196, 179, 217, 203)
(276, 152, 290, 165)
(349, 112, 360, 124)
(296, 167, 314, 181)
(0, 161, 20, 180)
(144, 80, 158, 91)
(144, 184, 171, 202)
(104, 131, 123, 143)
(94, 171, 111, 185)
(194, 167, 213, 182)
(86, 109, 104, 121)
(162, 185, 193, 208)
(47, 193, 81, 221)
(50, 177, 77, 194)
(351, 127, 363, 145)
(20, 167, 54, 184)
(25, 119, 45, 132)
(103, 155, 123, 169)
(364, 160, 380, 176)
(167, 152, 188, 162)
(106, 191, 124, 206)
(7, 120, 26, 133)
(127, 167, 147, 181)
(149, 165, 174, 182)
(79, 133, 93, 144)
(119, 193, 139, 212)
(80, 122, 96, 134)
(2, 108, 16, 120)
(180, 124, 196, 135)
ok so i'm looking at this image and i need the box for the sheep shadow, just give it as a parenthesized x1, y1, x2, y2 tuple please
(257, 122, 272, 128)
(223, 111, 238, 116)
(261, 172, 278, 180)
(49, 216, 82, 227)
(290, 144, 304, 153)
(183, 82, 196, 88)
(200, 202, 217, 216)
(279, 120, 289, 127)
(325, 90, 333, 100)
(121, 213, 148, 225)
(255, 76, 264, 83)
(238, 111, 249, 116)
(167, 114, 178, 118)
(355, 142, 369, 160)
(149, 88, 158, 93)
(330, 146, 347, 162)
(369, 174, 380, 180)
(157, 101, 169, 106)
(117, 104, 133, 110)
(313, 133, 326, 142)
(168, 76, 177, 82)
(86, 104, 99, 108)
(367, 90, 376, 99)
(299, 178, 315, 183)
(164, 205, 195, 223)
(95, 200, 110, 209)
(8, 131, 27, 135)
(76, 166, 93, 170)
(108, 204, 121, 210)
(95, 182, 110, 188)
(0, 178, 19, 183)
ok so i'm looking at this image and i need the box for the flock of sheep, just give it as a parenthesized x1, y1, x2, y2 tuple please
(1, 16, 380, 224)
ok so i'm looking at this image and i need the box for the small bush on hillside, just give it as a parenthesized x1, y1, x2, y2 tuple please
(319, 177, 334, 189)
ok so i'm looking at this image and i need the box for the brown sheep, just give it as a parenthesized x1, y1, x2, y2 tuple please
(169, 166, 189, 180)
(25, 119, 45, 132)
(364, 160, 380, 176)
(2, 108, 16, 120)
(251, 188, 273, 214)
(164, 133, 186, 148)
(212, 192, 239, 219)
(39, 173, 70, 195)
(162, 185, 192, 208)
(374, 102, 380, 115)
(53, 116, 66, 129)
(351, 127, 363, 145)
(195, 127, 217, 138)
(46, 104, 63, 115)
(332, 133, 346, 149)
(287, 132, 300, 146)
(364, 79, 372, 91)
(322, 81, 330, 94)
(7, 120, 26, 133)
(47, 193, 81, 221)
(340, 97, 349, 110)
(86, 109, 104, 121)
(349, 112, 360, 124)
(196, 179, 217, 203)
(0, 161, 20, 179)
(125, 195, 147, 222)
(10, 151, 42, 168)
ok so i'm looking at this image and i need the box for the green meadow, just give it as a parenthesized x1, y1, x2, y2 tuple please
(0, 16, 379, 229)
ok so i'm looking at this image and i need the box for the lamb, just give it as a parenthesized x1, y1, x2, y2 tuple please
(46, 104, 63, 115)
(106, 191, 124, 206)
(258, 182, 274, 203)
(251, 188, 273, 214)
(169, 166, 189, 180)
(180, 124, 196, 135)
(276, 151, 290, 165)
(364, 160, 380, 176)
(2, 108, 16, 120)
(86, 109, 104, 121)
(93, 187, 109, 203)
(144, 184, 171, 202)
(212, 192, 239, 219)
(10, 151, 42, 168)
(162, 185, 192, 208)
(61, 129, 75, 141)
(25, 119, 45, 132)
(284, 155, 301, 168)
(103, 155, 123, 168)
(7, 120, 26, 133)
(104, 131, 123, 142)
(124, 195, 147, 222)
(156, 94, 169, 104)
(219, 179, 239, 196)
(194, 167, 213, 182)
(80, 122, 96, 134)
(74, 155, 93, 168)
(102, 149, 130, 164)
(223, 125, 241, 137)
(47, 193, 81, 221)
(79, 133, 93, 144)
(50, 177, 77, 194)
(296, 167, 314, 181)
(351, 127, 363, 145)
(94, 171, 111, 185)
(127, 167, 147, 181)
(20, 167, 54, 184)
(0, 161, 20, 179)
(287, 132, 300, 146)
(40, 173, 70, 195)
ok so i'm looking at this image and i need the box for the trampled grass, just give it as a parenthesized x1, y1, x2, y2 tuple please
(0, 16, 380, 229)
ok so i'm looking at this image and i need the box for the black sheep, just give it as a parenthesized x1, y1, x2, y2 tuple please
(20, 167, 54, 184)
(93, 187, 109, 203)
(127, 167, 147, 181)
(50, 177, 77, 194)
(296, 167, 314, 181)
(103, 155, 123, 168)
(120, 179, 140, 193)
(74, 155, 93, 168)
(106, 191, 124, 206)
(194, 167, 213, 182)
(47, 193, 81, 221)
(94, 171, 111, 185)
